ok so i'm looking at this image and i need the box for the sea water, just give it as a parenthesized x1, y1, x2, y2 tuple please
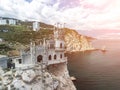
(68, 39, 120, 90)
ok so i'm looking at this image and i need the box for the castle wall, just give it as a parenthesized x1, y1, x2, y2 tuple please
(22, 54, 31, 64)
(55, 40, 64, 48)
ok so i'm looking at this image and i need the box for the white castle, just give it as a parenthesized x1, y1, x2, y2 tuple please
(13, 23, 67, 69)
(0, 23, 76, 90)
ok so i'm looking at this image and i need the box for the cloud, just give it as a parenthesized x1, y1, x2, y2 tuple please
(0, 0, 120, 31)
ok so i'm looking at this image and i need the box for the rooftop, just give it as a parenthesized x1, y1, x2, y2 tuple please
(0, 17, 19, 20)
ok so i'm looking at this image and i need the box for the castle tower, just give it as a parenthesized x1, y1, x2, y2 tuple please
(54, 23, 65, 51)
(45, 23, 67, 65)
(30, 41, 36, 64)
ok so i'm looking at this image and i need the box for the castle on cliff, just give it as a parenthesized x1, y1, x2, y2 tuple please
(0, 23, 76, 90)
(13, 23, 67, 69)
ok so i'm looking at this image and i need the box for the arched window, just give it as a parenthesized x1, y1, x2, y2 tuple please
(18, 59, 22, 64)
(54, 55, 57, 60)
(49, 55, 52, 60)
(37, 55, 43, 62)
(60, 43, 62, 48)
(60, 54, 62, 59)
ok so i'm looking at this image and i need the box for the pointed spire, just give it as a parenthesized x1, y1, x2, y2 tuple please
(57, 22, 60, 29)
(43, 38, 46, 54)
(60, 24, 62, 29)
(30, 40, 33, 64)
(64, 23, 66, 28)
(54, 23, 56, 30)
(43, 38, 46, 47)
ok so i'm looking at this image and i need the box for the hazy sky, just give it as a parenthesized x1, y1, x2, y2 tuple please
(0, 0, 120, 33)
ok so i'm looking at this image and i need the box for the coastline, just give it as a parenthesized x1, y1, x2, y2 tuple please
(66, 48, 97, 53)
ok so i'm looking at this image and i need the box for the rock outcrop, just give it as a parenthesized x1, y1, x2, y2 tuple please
(0, 63, 76, 90)
(64, 29, 94, 52)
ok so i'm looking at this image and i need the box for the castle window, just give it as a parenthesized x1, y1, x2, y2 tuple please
(60, 54, 62, 59)
(37, 55, 43, 62)
(18, 59, 22, 64)
(54, 55, 57, 60)
(50, 44, 55, 49)
(60, 43, 62, 48)
(49, 55, 52, 60)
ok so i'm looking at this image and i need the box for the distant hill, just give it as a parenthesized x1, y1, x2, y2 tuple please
(40, 22, 54, 28)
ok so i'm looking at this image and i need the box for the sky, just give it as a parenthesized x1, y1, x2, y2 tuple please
(0, 0, 120, 38)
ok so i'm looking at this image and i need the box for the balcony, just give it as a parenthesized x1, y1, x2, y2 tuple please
(47, 57, 67, 65)
(55, 47, 66, 52)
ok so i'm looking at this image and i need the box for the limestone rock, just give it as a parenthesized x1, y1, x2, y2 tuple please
(22, 70, 36, 83)
(65, 29, 94, 52)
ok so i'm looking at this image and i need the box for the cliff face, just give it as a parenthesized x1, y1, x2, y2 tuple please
(0, 63, 76, 90)
(64, 29, 94, 52)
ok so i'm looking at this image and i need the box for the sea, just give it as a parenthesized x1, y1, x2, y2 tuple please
(68, 39, 120, 90)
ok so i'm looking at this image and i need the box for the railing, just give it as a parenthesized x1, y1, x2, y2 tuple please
(55, 47, 66, 51)
(47, 57, 67, 65)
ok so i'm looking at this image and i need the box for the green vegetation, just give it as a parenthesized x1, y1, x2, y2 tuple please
(0, 24, 53, 45)
(0, 25, 29, 32)
(0, 24, 80, 46)
(40, 22, 54, 28)
(0, 23, 54, 55)
(0, 25, 32, 44)
(0, 44, 13, 54)
(64, 28, 79, 35)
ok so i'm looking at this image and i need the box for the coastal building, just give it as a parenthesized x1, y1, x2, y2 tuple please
(0, 18, 6, 25)
(33, 21, 40, 31)
(0, 17, 19, 25)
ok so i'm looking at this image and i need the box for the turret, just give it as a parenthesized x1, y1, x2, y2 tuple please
(30, 41, 36, 64)
(54, 23, 65, 40)
(54, 23, 65, 51)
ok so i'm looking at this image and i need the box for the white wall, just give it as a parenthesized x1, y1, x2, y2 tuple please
(0, 19, 17, 25)
(55, 40, 64, 48)
(8, 19, 16, 25)
(0, 19, 7, 25)
(33, 21, 40, 31)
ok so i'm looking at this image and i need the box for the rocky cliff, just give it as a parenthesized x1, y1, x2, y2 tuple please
(0, 63, 76, 90)
(64, 28, 94, 52)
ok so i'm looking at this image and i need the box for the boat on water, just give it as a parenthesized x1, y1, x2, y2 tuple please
(101, 46, 107, 52)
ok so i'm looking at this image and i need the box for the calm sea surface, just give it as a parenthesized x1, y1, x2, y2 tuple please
(68, 39, 120, 90)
